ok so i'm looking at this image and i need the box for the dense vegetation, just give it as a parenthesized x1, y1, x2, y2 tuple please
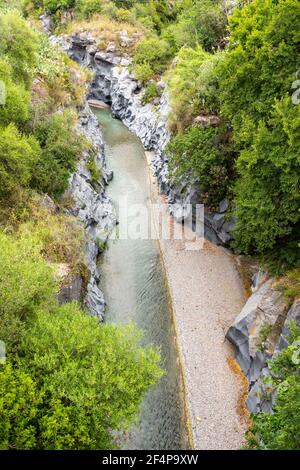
(247, 322, 300, 450)
(0, 6, 162, 449)
(1, 0, 299, 451)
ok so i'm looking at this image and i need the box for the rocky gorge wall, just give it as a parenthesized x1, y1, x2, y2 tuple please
(48, 24, 300, 417)
(67, 104, 116, 319)
(54, 31, 235, 246)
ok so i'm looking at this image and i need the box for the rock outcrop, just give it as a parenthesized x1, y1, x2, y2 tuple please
(67, 104, 116, 319)
(54, 31, 235, 246)
(226, 276, 300, 413)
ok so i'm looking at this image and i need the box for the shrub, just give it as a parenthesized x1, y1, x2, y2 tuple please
(87, 154, 102, 185)
(43, 0, 75, 13)
(32, 111, 87, 199)
(0, 125, 40, 199)
(0, 363, 40, 450)
(130, 0, 177, 34)
(0, 10, 38, 88)
(0, 231, 57, 353)
(18, 304, 163, 449)
(166, 124, 234, 206)
(33, 35, 91, 112)
(168, 47, 223, 131)
(218, 0, 300, 269)
(133, 35, 171, 80)
(75, 0, 103, 18)
(168, 0, 227, 52)
(233, 97, 300, 271)
(0, 58, 30, 127)
(133, 63, 153, 85)
(18, 193, 85, 269)
(247, 322, 300, 450)
(219, 0, 300, 146)
(142, 82, 160, 105)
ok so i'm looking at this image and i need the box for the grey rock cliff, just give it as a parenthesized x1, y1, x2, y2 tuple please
(226, 276, 300, 413)
(56, 32, 235, 246)
(67, 104, 116, 319)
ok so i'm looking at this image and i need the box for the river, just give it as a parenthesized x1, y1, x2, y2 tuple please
(92, 107, 188, 450)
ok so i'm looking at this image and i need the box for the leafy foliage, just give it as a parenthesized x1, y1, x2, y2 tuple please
(0, 58, 30, 127)
(217, 0, 300, 269)
(166, 124, 234, 205)
(0, 125, 40, 198)
(247, 322, 300, 449)
(0, 231, 56, 353)
(166, 0, 227, 52)
(0, 363, 40, 450)
(167, 47, 224, 131)
(133, 35, 172, 82)
(0, 9, 38, 87)
(142, 81, 161, 105)
(32, 111, 87, 199)
(18, 305, 162, 449)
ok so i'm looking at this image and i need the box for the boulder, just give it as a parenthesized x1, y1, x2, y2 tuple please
(276, 300, 300, 351)
(226, 279, 289, 383)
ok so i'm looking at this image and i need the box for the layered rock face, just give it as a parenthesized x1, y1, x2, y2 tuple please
(55, 32, 235, 246)
(226, 275, 300, 413)
(67, 104, 116, 319)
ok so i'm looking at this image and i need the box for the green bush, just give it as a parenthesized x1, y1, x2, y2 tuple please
(0, 58, 30, 127)
(133, 63, 153, 85)
(219, 0, 300, 146)
(0, 231, 56, 354)
(168, 47, 223, 131)
(168, 0, 227, 52)
(233, 98, 300, 269)
(133, 35, 171, 81)
(217, 0, 300, 269)
(75, 0, 103, 18)
(87, 154, 102, 185)
(0, 10, 38, 88)
(32, 111, 87, 199)
(142, 82, 161, 105)
(247, 322, 300, 450)
(0, 125, 40, 198)
(17, 304, 163, 449)
(43, 0, 75, 13)
(166, 124, 234, 206)
(0, 363, 40, 450)
(130, 0, 177, 34)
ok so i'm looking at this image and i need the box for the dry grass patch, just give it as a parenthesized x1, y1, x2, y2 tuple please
(65, 14, 144, 53)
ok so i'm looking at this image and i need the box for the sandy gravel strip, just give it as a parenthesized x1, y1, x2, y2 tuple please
(146, 152, 248, 450)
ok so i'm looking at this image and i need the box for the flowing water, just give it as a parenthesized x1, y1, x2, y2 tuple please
(92, 108, 188, 450)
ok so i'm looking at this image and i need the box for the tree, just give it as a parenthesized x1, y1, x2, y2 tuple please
(18, 303, 163, 449)
(167, 46, 223, 131)
(0, 58, 30, 127)
(0, 231, 56, 353)
(32, 111, 87, 199)
(166, 124, 234, 205)
(218, 0, 300, 269)
(167, 0, 227, 52)
(0, 10, 38, 88)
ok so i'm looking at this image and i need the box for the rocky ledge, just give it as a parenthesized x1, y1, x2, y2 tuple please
(54, 31, 235, 246)
(226, 273, 300, 413)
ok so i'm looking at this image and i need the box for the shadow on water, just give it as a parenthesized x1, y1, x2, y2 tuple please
(92, 108, 188, 450)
